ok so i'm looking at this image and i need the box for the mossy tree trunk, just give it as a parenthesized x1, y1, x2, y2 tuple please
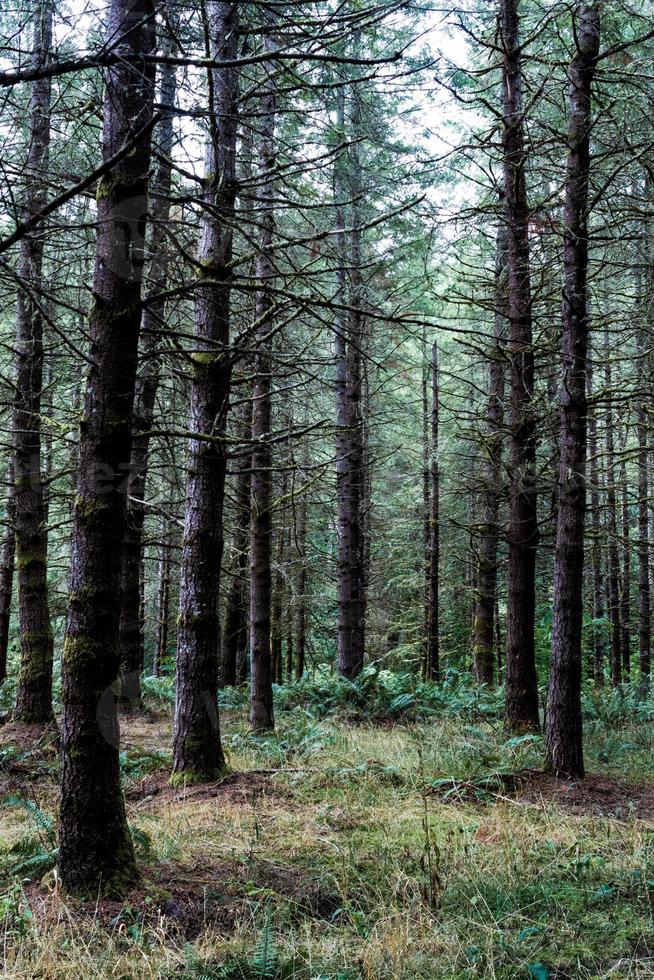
(603, 325, 622, 686)
(619, 456, 631, 678)
(473, 207, 507, 687)
(13, 0, 55, 725)
(500, 0, 540, 733)
(587, 354, 607, 686)
(334, 81, 366, 681)
(58, 0, 156, 896)
(545, 3, 600, 778)
(636, 321, 651, 685)
(172, 1, 239, 781)
(0, 460, 15, 686)
(250, 18, 277, 731)
(119, 40, 178, 709)
(221, 394, 251, 687)
(426, 342, 440, 681)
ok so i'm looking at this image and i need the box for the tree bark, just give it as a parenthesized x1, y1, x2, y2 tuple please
(604, 326, 622, 686)
(294, 456, 308, 681)
(636, 323, 650, 685)
(500, 0, 540, 733)
(221, 395, 251, 687)
(619, 456, 631, 678)
(421, 326, 431, 678)
(473, 201, 507, 686)
(426, 342, 440, 680)
(0, 461, 15, 686)
(13, 0, 55, 725)
(544, 3, 600, 777)
(172, 1, 239, 781)
(152, 518, 171, 678)
(58, 0, 156, 896)
(119, 36, 178, 708)
(348, 87, 367, 672)
(249, 20, 277, 731)
(270, 513, 285, 688)
(334, 82, 366, 680)
(587, 354, 606, 686)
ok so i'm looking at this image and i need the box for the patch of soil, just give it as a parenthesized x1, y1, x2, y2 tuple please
(0, 721, 59, 791)
(512, 769, 654, 820)
(431, 769, 654, 820)
(247, 857, 341, 920)
(0, 720, 59, 756)
(125, 769, 290, 809)
(120, 713, 172, 753)
(25, 862, 243, 940)
(25, 854, 339, 939)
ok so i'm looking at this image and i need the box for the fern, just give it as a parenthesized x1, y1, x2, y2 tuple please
(250, 908, 277, 979)
(178, 912, 280, 979)
(2, 795, 55, 846)
(0, 796, 57, 883)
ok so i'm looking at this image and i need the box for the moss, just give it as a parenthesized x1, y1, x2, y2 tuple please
(61, 634, 103, 669)
(196, 257, 226, 280)
(95, 173, 141, 204)
(94, 850, 140, 900)
(68, 584, 101, 604)
(16, 550, 47, 572)
(17, 630, 53, 655)
(74, 495, 112, 522)
(169, 765, 227, 788)
(190, 351, 221, 367)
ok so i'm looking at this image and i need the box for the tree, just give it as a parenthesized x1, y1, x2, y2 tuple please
(545, 2, 600, 777)
(636, 313, 650, 684)
(119, 29, 179, 709)
(499, 0, 540, 733)
(335, 79, 367, 680)
(0, 462, 15, 686)
(58, 0, 156, 894)
(172, 1, 239, 781)
(12, 0, 55, 725)
(250, 15, 278, 731)
(426, 341, 440, 680)
(473, 199, 507, 686)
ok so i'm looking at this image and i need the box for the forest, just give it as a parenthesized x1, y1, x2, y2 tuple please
(0, 0, 653, 976)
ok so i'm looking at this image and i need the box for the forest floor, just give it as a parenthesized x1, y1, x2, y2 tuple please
(0, 692, 653, 979)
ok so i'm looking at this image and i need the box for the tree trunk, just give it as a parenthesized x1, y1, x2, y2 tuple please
(473, 200, 507, 686)
(334, 81, 366, 680)
(500, 0, 540, 733)
(221, 394, 251, 687)
(249, 21, 277, 731)
(119, 39, 178, 709)
(13, 0, 55, 725)
(58, 0, 156, 896)
(544, 3, 600, 777)
(348, 88, 367, 673)
(153, 520, 171, 678)
(421, 327, 431, 678)
(604, 326, 622, 686)
(587, 354, 606, 686)
(619, 456, 631, 678)
(636, 324, 650, 685)
(0, 461, 15, 686)
(172, 2, 239, 782)
(426, 342, 440, 680)
(495, 595, 503, 683)
(270, 521, 285, 688)
(295, 478, 308, 681)
(285, 563, 294, 683)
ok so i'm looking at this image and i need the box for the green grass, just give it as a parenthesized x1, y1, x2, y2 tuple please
(0, 678, 653, 978)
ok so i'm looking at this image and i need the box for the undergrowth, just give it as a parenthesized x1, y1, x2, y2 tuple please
(1, 671, 654, 977)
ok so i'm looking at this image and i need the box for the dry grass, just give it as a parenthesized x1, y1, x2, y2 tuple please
(0, 707, 653, 978)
